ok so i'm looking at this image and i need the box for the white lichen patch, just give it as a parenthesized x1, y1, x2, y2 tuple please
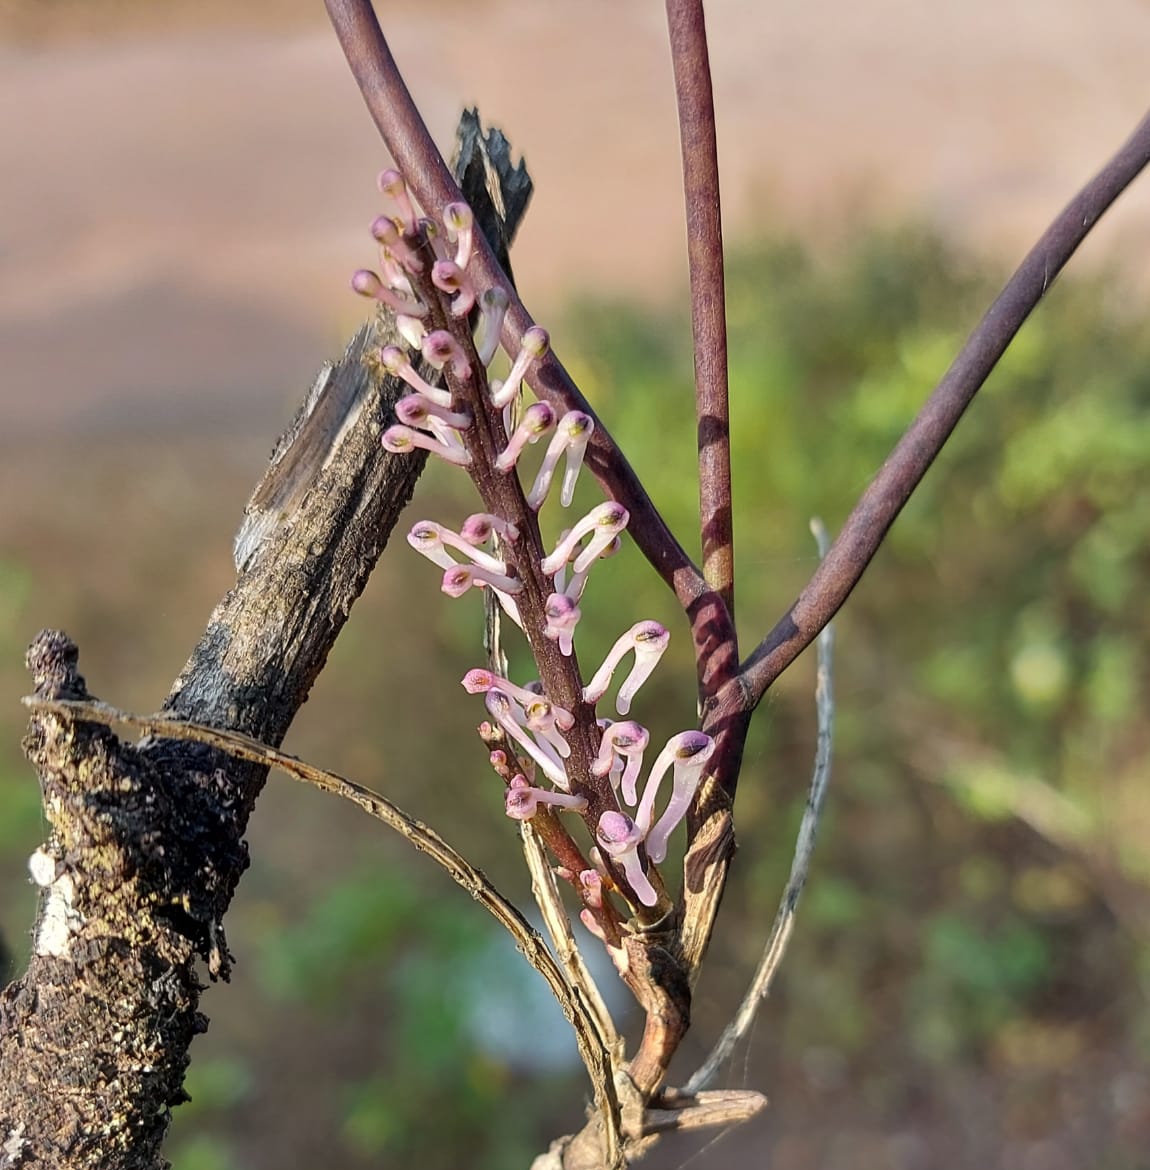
(34, 868, 83, 960)
(1, 1122, 28, 1169)
(27, 848, 57, 888)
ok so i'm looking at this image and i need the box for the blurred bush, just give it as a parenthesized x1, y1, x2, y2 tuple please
(3, 221, 1148, 1167)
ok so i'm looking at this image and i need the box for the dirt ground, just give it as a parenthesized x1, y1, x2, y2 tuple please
(3, 0, 1150, 440)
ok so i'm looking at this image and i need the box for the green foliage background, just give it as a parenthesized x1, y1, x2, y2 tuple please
(1, 223, 1147, 1168)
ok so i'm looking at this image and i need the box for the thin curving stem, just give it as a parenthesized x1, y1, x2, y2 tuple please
(728, 104, 1150, 716)
(322, 0, 710, 624)
(665, 0, 736, 626)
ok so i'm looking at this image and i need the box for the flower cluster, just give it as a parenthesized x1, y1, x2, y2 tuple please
(353, 170, 715, 916)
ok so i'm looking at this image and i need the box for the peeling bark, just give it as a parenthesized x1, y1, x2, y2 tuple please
(0, 118, 528, 1170)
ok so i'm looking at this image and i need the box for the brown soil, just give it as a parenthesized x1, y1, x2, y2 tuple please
(3, 0, 1150, 439)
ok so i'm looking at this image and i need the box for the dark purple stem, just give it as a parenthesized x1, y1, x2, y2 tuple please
(722, 105, 1150, 724)
(665, 0, 735, 623)
(324, 3, 698, 597)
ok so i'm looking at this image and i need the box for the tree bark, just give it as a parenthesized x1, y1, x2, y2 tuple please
(0, 113, 528, 1170)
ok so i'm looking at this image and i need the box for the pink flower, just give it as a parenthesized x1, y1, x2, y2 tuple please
(635, 731, 716, 863)
(461, 670, 574, 732)
(459, 513, 520, 546)
(475, 287, 510, 367)
(526, 411, 595, 510)
(442, 202, 474, 270)
(382, 425, 470, 466)
(582, 621, 670, 715)
(591, 721, 650, 805)
(485, 691, 568, 788)
(378, 346, 452, 408)
(441, 563, 523, 598)
(407, 521, 508, 574)
(579, 869, 605, 909)
(596, 811, 657, 907)
(421, 331, 472, 381)
(540, 503, 629, 578)
(351, 269, 426, 319)
(395, 394, 472, 433)
(495, 403, 556, 473)
(431, 259, 476, 318)
(504, 775, 587, 821)
(490, 327, 550, 409)
(377, 168, 418, 234)
(543, 592, 581, 657)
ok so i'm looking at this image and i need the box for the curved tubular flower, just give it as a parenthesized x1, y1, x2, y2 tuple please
(351, 269, 427, 318)
(379, 345, 452, 408)
(378, 167, 418, 234)
(582, 620, 671, 716)
(431, 259, 476, 318)
(591, 720, 650, 806)
(557, 412, 595, 507)
(407, 521, 507, 575)
(396, 314, 427, 351)
(461, 669, 574, 731)
(370, 214, 423, 276)
(543, 592, 581, 657)
(555, 534, 620, 606)
(525, 411, 595, 511)
(382, 425, 470, 465)
(495, 402, 556, 473)
(443, 201, 474, 270)
(395, 394, 472, 433)
(485, 691, 568, 788)
(490, 326, 550, 409)
(475, 287, 510, 367)
(459, 512, 519, 546)
(504, 775, 587, 821)
(422, 330, 472, 380)
(441, 563, 522, 598)
(540, 503, 629, 578)
(524, 700, 571, 759)
(635, 731, 716, 856)
(596, 811, 657, 908)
